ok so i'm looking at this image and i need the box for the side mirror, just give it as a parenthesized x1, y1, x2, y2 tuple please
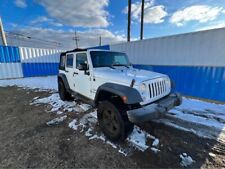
(77, 63, 88, 71)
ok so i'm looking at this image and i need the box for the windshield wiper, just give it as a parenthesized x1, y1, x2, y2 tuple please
(111, 64, 129, 68)
(108, 65, 115, 69)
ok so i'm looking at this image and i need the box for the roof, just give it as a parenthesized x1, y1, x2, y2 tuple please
(60, 48, 87, 55)
(60, 48, 112, 55)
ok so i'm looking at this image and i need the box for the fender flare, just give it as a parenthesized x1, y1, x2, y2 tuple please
(94, 83, 143, 104)
(58, 73, 70, 91)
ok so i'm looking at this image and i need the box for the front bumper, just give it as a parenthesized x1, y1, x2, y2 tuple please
(127, 93, 182, 123)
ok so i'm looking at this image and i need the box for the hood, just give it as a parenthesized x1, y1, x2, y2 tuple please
(93, 66, 167, 86)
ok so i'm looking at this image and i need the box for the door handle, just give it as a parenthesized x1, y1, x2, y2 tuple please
(73, 72, 78, 76)
(65, 70, 69, 73)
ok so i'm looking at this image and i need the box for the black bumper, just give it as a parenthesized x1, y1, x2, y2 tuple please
(126, 93, 182, 123)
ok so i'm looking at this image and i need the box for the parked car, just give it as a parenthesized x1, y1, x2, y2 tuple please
(58, 49, 182, 141)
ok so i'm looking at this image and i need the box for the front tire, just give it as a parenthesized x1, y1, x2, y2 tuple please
(58, 80, 72, 101)
(97, 101, 134, 142)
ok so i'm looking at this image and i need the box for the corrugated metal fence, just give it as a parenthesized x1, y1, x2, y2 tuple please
(19, 47, 61, 77)
(0, 45, 63, 79)
(0, 46, 23, 79)
(0, 45, 109, 80)
(110, 28, 225, 102)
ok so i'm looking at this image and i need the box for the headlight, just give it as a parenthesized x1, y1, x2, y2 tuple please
(165, 77, 171, 86)
(140, 83, 147, 92)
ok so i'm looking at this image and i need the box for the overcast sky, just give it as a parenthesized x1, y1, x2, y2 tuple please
(1, 0, 225, 49)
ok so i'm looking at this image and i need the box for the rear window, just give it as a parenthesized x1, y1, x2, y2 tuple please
(59, 54, 66, 70)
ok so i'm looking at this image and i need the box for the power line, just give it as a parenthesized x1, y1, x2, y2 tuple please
(5, 30, 62, 46)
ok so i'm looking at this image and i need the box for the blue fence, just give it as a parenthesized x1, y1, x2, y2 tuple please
(0, 45, 61, 79)
(134, 65, 225, 102)
(22, 63, 59, 77)
(0, 46, 20, 63)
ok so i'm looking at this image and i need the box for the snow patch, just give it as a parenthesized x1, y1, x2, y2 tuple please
(209, 152, 216, 158)
(151, 147, 161, 154)
(67, 111, 120, 152)
(106, 140, 117, 149)
(32, 93, 83, 113)
(57, 111, 63, 115)
(169, 108, 225, 131)
(152, 138, 159, 147)
(67, 110, 159, 156)
(30, 90, 160, 156)
(167, 97, 225, 132)
(154, 119, 214, 139)
(0, 76, 57, 91)
(46, 115, 67, 126)
(118, 149, 129, 156)
(79, 111, 98, 126)
(127, 126, 156, 152)
(85, 128, 94, 137)
(180, 153, 195, 167)
(68, 119, 78, 130)
(79, 104, 92, 111)
(178, 97, 225, 114)
(89, 134, 106, 142)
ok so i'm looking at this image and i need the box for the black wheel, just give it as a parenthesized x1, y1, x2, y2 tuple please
(97, 101, 134, 142)
(58, 80, 72, 101)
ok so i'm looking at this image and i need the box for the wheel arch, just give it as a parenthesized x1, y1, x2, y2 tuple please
(58, 73, 70, 91)
(94, 83, 143, 105)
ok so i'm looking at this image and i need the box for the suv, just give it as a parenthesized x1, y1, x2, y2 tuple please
(58, 49, 182, 141)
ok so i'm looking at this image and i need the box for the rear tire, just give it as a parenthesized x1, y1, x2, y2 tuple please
(97, 101, 134, 142)
(58, 80, 73, 101)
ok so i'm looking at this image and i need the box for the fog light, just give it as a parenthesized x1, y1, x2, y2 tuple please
(142, 96, 146, 101)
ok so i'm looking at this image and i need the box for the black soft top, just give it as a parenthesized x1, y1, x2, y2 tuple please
(60, 48, 87, 56)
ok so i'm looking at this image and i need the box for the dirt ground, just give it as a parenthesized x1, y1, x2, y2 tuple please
(0, 86, 225, 168)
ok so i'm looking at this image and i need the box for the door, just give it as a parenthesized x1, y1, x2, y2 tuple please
(74, 53, 91, 98)
(65, 53, 75, 90)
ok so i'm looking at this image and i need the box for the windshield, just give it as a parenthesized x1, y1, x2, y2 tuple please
(90, 51, 130, 68)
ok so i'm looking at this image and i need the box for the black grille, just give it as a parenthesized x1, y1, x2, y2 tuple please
(148, 79, 167, 99)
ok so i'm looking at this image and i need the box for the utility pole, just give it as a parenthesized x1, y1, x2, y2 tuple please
(127, 0, 131, 42)
(140, 0, 145, 40)
(0, 17, 7, 46)
(99, 36, 102, 46)
(72, 30, 79, 48)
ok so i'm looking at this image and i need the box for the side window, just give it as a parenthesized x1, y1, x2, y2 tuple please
(66, 54, 74, 68)
(76, 53, 87, 69)
(59, 54, 66, 70)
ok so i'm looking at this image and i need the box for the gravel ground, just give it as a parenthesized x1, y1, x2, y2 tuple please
(0, 86, 224, 168)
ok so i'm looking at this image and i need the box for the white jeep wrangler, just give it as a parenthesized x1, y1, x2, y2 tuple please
(58, 49, 182, 141)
